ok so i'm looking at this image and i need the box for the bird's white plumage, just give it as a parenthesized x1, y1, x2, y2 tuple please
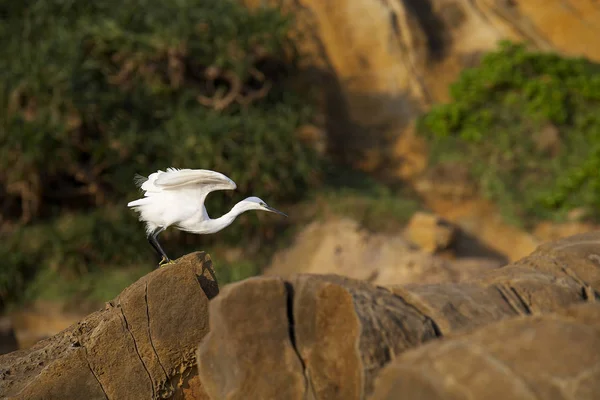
(127, 167, 286, 245)
(127, 168, 238, 235)
(154, 168, 236, 189)
(128, 167, 287, 264)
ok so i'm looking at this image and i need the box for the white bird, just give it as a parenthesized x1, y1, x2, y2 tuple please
(127, 167, 287, 266)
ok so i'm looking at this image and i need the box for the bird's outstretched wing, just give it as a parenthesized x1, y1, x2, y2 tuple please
(128, 168, 237, 221)
(153, 168, 237, 191)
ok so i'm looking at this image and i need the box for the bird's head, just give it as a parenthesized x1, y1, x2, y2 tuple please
(239, 196, 288, 217)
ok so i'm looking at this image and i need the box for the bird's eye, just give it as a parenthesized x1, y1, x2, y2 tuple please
(260, 202, 266, 207)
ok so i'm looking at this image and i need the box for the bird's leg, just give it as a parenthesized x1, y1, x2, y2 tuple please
(147, 231, 163, 260)
(148, 227, 173, 267)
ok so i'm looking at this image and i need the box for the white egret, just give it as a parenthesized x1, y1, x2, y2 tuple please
(127, 168, 287, 266)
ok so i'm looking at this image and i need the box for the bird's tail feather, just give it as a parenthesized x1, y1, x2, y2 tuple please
(127, 198, 149, 208)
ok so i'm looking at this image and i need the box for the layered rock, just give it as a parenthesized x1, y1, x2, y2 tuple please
(370, 301, 600, 400)
(197, 230, 600, 400)
(241, 0, 600, 263)
(0, 252, 218, 400)
(245, 0, 600, 176)
(3, 231, 599, 400)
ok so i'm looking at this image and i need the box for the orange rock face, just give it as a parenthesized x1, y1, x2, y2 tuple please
(245, 0, 600, 177)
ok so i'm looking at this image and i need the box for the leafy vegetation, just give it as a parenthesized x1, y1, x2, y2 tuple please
(418, 41, 600, 227)
(0, 0, 320, 306)
(309, 167, 421, 232)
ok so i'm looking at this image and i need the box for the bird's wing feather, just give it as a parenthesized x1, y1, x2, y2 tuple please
(154, 168, 237, 191)
(133, 173, 148, 188)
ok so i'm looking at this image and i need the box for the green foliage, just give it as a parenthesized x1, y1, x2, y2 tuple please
(316, 188, 420, 232)
(417, 41, 600, 226)
(0, 0, 319, 305)
(213, 259, 261, 285)
(309, 167, 421, 232)
(20, 265, 151, 307)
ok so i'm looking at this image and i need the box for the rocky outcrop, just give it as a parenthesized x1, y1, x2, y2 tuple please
(241, 0, 600, 263)
(370, 301, 600, 400)
(0, 252, 218, 400)
(243, 0, 600, 177)
(3, 232, 599, 399)
(197, 230, 600, 400)
(404, 211, 457, 253)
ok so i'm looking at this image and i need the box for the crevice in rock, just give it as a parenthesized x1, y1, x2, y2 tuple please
(82, 347, 109, 400)
(284, 281, 298, 350)
(403, 0, 448, 60)
(560, 266, 600, 302)
(510, 286, 533, 315)
(119, 307, 156, 399)
(582, 286, 600, 302)
(387, 9, 433, 106)
(388, 290, 444, 338)
(346, 284, 443, 396)
(144, 282, 173, 396)
(495, 284, 530, 316)
(428, 313, 443, 338)
(283, 281, 317, 400)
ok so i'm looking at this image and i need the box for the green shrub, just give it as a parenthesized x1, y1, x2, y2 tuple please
(417, 40, 600, 226)
(312, 166, 421, 232)
(0, 0, 319, 304)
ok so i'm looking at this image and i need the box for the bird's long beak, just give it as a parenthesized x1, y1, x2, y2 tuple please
(265, 205, 288, 217)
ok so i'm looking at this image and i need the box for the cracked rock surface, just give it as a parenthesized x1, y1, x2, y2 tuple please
(370, 301, 600, 400)
(0, 252, 218, 400)
(196, 231, 600, 400)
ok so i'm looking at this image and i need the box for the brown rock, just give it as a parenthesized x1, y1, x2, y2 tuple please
(0, 252, 217, 400)
(197, 277, 306, 400)
(369, 301, 600, 400)
(197, 274, 440, 400)
(397, 229, 600, 334)
(404, 211, 456, 253)
(196, 231, 600, 399)
(265, 217, 503, 286)
(416, 195, 542, 262)
(241, 0, 600, 269)
(245, 0, 600, 178)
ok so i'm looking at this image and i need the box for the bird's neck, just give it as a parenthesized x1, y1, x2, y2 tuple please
(199, 202, 250, 234)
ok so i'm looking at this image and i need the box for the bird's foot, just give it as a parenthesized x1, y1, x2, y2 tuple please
(158, 256, 174, 267)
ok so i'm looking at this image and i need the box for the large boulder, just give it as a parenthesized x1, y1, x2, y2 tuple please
(197, 230, 600, 400)
(370, 301, 600, 400)
(0, 252, 218, 400)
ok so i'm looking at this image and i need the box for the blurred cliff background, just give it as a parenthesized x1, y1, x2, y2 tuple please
(1, 0, 600, 352)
